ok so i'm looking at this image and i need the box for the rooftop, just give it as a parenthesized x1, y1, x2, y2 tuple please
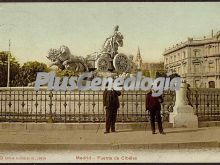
(163, 30, 220, 56)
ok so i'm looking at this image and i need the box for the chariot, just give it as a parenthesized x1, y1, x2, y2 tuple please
(47, 25, 136, 73)
(86, 51, 132, 73)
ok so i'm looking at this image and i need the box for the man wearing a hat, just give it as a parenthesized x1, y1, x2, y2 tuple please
(103, 84, 121, 134)
(145, 89, 165, 135)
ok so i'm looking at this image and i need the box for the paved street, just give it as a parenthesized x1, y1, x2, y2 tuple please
(0, 126, 220, 163)
(0, 125, 220, 150)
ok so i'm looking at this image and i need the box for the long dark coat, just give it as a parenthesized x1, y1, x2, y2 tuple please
(145, 91, 163, 111)
(103, 90, 121, 109)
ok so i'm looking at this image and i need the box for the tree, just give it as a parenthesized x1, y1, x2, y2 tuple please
(0, 51, 20, 87)
(143, 70, 150, 77)
(13, 61, 50, 86)
(55, 69, 80, 77)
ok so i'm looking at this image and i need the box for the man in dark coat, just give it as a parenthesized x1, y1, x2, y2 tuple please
(145, 90, 165, 134)
(103, 89, 121, 134)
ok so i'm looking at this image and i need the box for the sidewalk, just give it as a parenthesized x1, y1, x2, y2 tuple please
(0, 124, 220, 150)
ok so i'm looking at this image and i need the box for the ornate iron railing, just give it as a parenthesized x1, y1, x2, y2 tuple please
(190, 88, 220, 121)
(0, 87, 175, 123)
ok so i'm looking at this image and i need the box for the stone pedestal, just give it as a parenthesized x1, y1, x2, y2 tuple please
(169, 82, 198, 128)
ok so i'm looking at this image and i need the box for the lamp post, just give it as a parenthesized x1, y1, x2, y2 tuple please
(7, 40, 11, 87)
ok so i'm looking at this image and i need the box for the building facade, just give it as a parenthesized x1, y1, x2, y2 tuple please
(163, 31, 220, 88)
(142, 62, 164, 78)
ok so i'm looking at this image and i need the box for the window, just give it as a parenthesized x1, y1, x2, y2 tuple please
(177, 67, 181, 75)
(194, 64, 200, 73)
(207, 45, 211, 55)
(183, 51, 186, 59)
(194, 50, 200, 57)
(174, 55, 176, 62)
(195, 80, 200, 88)
(182, 65, 185, 74)
(209, 81, 215, 88)
(208, 62, 215, 72)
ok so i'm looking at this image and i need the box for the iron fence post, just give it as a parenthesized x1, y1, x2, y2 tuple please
(48, 91, 53, 123)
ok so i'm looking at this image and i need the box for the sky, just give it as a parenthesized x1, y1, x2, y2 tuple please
(1, 2, 220, 64)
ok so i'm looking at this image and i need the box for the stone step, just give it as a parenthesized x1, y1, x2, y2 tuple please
(0, 122, 173, 131)
(0, 141, 218, 150)
(0, 121, 220, 131)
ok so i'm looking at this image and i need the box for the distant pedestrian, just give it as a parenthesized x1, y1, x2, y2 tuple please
(103, 89, 121, 134)
(145, 90, 165, 135)
(186, 83, 193, 107)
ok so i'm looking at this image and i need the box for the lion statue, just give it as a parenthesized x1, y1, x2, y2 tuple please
(47, 45, 89, 72)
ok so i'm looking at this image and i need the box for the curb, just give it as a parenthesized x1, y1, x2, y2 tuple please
(0, 141, 219, 150)
(198, 121, 220, 128)
(0, 122, 173, 131)
(0, 121, 220, 131)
